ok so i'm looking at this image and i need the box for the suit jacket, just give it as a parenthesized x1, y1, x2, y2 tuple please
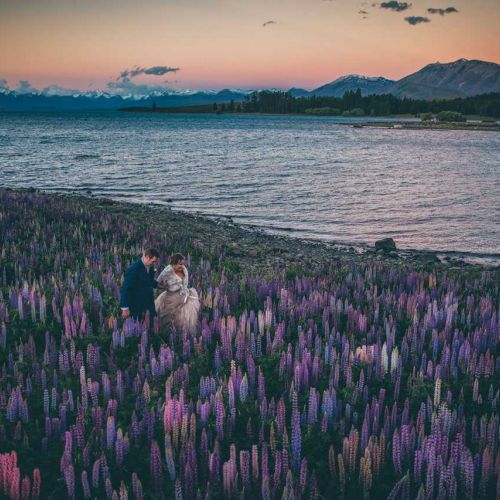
(119, 259, 158, 318)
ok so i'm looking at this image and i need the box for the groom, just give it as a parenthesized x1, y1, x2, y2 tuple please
(120, 248, 160, 320)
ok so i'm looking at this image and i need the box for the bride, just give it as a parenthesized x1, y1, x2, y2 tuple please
(155, 252, 200, 334)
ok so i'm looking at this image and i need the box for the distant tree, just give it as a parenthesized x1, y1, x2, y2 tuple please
(304, 107, 341, 116)
(420, 112, 434, 121)
(354, 88, 362, 107)
(242, 95, 250, 112)
(251, 92, 259, 112)
(342, 108, 365, 117)
(437, 110, 466, 122)
(213, 102, 218, 112)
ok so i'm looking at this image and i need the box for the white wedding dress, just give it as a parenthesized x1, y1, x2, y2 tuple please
(155, 264, 200, 334)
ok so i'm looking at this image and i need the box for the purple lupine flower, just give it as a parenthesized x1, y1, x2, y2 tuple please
(92, 459, 100, 489)
(257, 369, 265, 403)
(240, 374, 248, 403)
(165, 434, 176, 480)
(115, 429, 125, 465)
(215, 390, 225, 440)
(299, 458, 308, 494)
(261, 476, 271, 500)
(81, 471, 91, 499)
(31, 468, 41, 500)
(104, 478, 113, 499)
(252, 444, 259, 483)
(106, 416, 116, 450)
(63, 464, 75, 498)
(0, 322, 7, 350)
(21, 476, 30, 500)
(174, 478, 183, 500)
(149, 440, 163, 492)
(239, 450, 250, 487)
(291, 410, 301, 470)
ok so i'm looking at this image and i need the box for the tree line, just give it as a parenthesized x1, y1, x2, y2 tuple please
(231, 89, 500, 118)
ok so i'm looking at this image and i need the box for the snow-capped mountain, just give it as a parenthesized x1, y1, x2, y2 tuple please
(311, 74, 395, 97)
(0, 88, 252, 111)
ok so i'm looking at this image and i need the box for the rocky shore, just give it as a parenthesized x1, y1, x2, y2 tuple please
(9, 187, 499, 276)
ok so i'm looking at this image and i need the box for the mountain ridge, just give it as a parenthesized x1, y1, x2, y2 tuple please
(387, 59, 500, 98)
(1, 59, 499, 111)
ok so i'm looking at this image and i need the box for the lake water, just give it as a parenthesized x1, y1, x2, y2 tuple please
(0, 111, 499, 255)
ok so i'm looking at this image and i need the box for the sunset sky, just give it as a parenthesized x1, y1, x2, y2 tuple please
(1, 0, 499, 93)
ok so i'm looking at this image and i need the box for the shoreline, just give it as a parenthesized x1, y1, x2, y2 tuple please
(5, 187, 499, 273)
(342, 120, 500, 132)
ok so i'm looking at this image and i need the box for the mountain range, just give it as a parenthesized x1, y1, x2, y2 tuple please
(1, 59, 498, 111)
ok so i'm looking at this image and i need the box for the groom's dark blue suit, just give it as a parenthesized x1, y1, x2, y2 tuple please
(119, 259, 158, 319)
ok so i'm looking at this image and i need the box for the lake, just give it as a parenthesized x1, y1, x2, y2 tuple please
(1, 111, 499, 255)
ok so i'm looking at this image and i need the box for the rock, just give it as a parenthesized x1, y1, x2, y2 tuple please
(272, 246, 289, 255)
(374, 238, 397, 252)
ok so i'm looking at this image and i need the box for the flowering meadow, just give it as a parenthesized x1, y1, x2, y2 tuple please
(0, 188, 498, 499)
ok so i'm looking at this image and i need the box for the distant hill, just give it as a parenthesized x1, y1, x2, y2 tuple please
(388, 59, 500, 99)
(311, 75, 394, 97)
(288, 87, 311, 97)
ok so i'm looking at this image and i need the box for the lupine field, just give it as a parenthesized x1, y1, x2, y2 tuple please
(0, 188, 498, 499)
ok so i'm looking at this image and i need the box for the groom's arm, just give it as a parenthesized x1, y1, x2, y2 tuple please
(120, 266, 137, 314)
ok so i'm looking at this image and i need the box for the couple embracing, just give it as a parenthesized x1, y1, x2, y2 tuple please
(119, 248, 200, 334)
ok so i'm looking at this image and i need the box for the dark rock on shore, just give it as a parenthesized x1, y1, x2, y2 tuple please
(375, 238, 397, 252)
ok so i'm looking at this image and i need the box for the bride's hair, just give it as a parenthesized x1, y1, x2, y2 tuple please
(170, 252, 185, 265)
